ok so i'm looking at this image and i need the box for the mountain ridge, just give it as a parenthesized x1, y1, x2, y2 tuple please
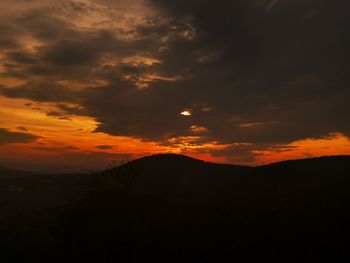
(0, 166, 37, 177)
(106, 153, 350, 175)
(1, 154, 350, 261)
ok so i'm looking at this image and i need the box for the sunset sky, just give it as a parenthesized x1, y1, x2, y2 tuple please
(0, 0, 349, 172)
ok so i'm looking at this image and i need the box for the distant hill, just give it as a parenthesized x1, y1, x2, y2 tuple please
(106, 153, 251, 174)
(51, 154, 350, 260)
(100, 154, 350, 197)
(101, 153, 252, 196)
(0, 166, 36, 177)
(259, 154, 350, 170)
(2, 154, 350, 261)
(108, 153, 350, 176)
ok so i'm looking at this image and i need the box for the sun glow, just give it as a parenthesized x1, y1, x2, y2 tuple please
(181, 110, 192, 116)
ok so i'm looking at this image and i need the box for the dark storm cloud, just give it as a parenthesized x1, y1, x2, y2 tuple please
(0, 81, 79, 103)
(0, 128, 39, 145)
(86, 78, 192, 140)
(37, 29, 122, 67)
(0, 4, 162, 81)
(6, 51, 38, 64)
(0, 23, 21, 49)
(1, 0, 349, 160)
(17, 11, 78, 42)
(89, 0, 350, 146)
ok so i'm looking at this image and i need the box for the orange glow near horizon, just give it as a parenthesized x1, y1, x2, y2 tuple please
(1, 96, 350, 172)
(0, 0, 349, 175)
(254, 133, 350, 166)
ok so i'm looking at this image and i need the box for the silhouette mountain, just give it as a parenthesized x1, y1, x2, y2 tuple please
(108, 153, 349, 176)
(0, 166, 35, 177)
(51, 154, 350, 261)
(99, 154, 252, 199)
(1, 154, 350, 261)
(107, 153, 251, 175)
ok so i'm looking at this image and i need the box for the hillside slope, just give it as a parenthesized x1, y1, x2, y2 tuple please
(55, 154, 350, 261)
(1, 154, 350, 261)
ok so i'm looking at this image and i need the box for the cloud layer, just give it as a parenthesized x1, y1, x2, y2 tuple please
(0, 0, 349, 164)
(0, 128, 39, 145)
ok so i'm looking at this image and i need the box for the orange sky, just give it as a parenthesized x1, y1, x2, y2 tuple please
(1, 95, 349, 172)
(0, 0, 349, 172)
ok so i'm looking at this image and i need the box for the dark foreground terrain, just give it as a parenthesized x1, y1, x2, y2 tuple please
(1, 154, 350, 262)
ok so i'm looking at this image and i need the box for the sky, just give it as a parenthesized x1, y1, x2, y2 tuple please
(0, 0, 350, 172)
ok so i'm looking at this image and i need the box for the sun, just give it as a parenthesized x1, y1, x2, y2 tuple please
(180, 110, 192, 116)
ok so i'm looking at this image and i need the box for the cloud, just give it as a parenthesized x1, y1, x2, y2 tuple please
(0, 127, 39, 145)
(146, 2, 350, 137)
(0, 0, 349, 162)
(74, 0, 349, 149)
(17, 126, 29, 131)
(210, 144, 258, 164)
(0, 81, 80, 102)
(96, 145, 114, 150)
(65, 146, 80, 150)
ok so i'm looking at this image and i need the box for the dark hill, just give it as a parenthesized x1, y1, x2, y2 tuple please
(101, 153, 252, 197)
(107, 153, 251, 175)
(259, 154, 350, 171)
(119, 153, 205, 167)
(52, 154, 350, 261)
(2, 154, 350, 261)
(108, 153, 350, 177)
(0, 166, 36, 177)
